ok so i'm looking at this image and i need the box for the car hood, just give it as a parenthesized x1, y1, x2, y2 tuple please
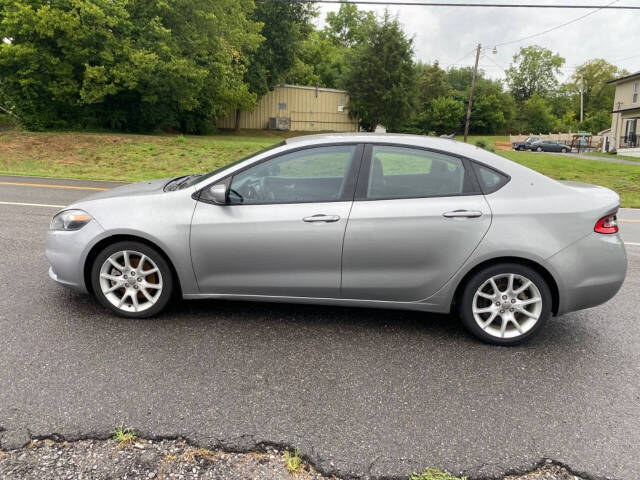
(78, 178, 172, 202)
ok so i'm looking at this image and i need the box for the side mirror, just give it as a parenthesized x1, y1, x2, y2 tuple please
(209, 183, 228, 205)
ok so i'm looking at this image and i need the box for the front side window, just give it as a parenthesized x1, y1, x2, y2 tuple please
(228, 145, 356, 204)
(363, 146, 465, 199)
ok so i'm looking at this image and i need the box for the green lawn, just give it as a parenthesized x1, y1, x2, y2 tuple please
(498, 150, 640, 207)
(454, 135, 509, 147)
(1, 131, 639, 207)
(584, 151, 640, 162)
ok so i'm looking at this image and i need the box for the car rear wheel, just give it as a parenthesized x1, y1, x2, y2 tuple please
(458, 263, 552, 345)
(536, 146, 543, 152)
(90, 241, 173, 318)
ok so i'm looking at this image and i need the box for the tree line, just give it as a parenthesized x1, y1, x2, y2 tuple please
(0, 0, 625, 135)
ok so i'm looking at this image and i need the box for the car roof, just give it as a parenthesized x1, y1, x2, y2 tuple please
(285, 133, 484, 157)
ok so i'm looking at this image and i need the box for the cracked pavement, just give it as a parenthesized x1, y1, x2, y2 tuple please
(1, 176, 639, 479)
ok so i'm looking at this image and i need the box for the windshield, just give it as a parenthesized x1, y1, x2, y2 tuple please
(182, 141, 286, 189)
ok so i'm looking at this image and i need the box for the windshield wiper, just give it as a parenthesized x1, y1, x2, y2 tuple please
(164, 174, 202, 192)
(177, 174, 202, 189)
(164, 176, 187, 192)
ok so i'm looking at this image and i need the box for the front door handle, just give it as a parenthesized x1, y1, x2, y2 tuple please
(303, 214, 340, 223)
(442, 210, 483, 218)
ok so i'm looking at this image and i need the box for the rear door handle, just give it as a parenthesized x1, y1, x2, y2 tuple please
(303, 214, 340, 223)
(442, 210, 483, 218)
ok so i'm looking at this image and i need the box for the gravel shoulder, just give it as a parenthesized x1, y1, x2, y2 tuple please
(0, 439, 584, 480)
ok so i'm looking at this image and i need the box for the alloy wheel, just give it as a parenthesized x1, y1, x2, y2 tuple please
(472, 273, 543, 339)
(98, 250, 163, 313)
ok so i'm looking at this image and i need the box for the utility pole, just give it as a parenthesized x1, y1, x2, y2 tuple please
(579, 73, 584, 124)
(464, 43, 481, 143)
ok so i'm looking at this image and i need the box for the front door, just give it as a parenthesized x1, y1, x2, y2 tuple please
(190, 144, 362, 298)
(341, 144, 491, 302)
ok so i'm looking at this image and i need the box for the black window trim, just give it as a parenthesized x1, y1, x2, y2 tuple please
(193, 142, 366, 206)
(354, 142, 487, 202)
(470, 160, 511, 195)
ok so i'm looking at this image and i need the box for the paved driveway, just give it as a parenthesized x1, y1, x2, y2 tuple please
(1, 176, 638, 479)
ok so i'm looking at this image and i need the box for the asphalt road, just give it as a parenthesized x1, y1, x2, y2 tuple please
(0, 175, 639, 480)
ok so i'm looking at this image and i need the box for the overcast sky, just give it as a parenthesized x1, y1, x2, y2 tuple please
(315, 0, 639, 83)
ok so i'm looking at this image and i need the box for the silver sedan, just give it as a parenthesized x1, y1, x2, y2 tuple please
(46, 134, 627, 345)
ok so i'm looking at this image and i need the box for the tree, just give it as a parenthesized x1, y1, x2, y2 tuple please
(440, 67, 514, 134)
(0, 0, 262, 132)
(570, 59, 618, 112)
(520, 94, 555, 133)
(419, 96, 464, 135)
(417, 61, 451, 106)
(343, 11, 416, 131)
(324, 3, 376, 48)
(244, 1, 315, 98)
(284, 30, 348, 89)
(505, 46, 565, 102)
(582, 110, 611, 134)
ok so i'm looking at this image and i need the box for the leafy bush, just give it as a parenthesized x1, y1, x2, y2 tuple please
(475, 139, 487, 149)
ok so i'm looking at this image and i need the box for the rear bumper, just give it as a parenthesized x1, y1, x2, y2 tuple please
(45, 220, 105, 293)
(548, 232, 627, 315)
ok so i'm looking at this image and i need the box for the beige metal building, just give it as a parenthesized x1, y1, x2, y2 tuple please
(218, 84, 358, 132)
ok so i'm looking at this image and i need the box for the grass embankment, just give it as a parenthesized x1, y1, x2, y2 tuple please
(0, 131, 282, 182)
(1, 131, 639, 207)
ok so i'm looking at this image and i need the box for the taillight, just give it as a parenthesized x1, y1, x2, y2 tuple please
(594, 213, 618, 234)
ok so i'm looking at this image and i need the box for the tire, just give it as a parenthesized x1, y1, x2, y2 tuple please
(561, 148, 568, 153)
(458, 263, 552, 346)
(536, 146, 543, 152)
(90, 241, 174, 318)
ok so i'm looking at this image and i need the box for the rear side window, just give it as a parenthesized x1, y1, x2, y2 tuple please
(363, 146, 466, 199)
(473, 163, 509, 194)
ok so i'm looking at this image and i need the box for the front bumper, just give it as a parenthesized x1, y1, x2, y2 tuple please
(45, 219, 105, 293)
(548, 232, 627, 315)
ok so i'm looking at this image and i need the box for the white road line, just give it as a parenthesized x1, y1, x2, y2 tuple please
(625, 242, 640, 246)
(0, 201, 64, 208)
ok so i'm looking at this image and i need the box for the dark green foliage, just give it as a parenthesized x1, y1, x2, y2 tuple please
(343, 11, 416, 132)
(520, 95, 556, 134)
(0, 0, 261, 132)
(244, 0, 315, 97)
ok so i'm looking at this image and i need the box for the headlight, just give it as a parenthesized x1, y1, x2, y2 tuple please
(50, 209, 92, 231)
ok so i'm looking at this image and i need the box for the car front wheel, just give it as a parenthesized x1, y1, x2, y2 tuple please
(458, 263, 552, 345)
(536, 146, 543, 152)
(90, 241, 174, 318)
(561, 148, 568, 153)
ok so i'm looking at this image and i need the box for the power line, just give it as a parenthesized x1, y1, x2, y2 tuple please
(490, 0, 620, 48)
(444, 49, 478, 67)
(610, 52, 640, 63)
(258, 0, 640, 7)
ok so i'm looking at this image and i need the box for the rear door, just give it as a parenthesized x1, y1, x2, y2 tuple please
(341, 144, 491, 302)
